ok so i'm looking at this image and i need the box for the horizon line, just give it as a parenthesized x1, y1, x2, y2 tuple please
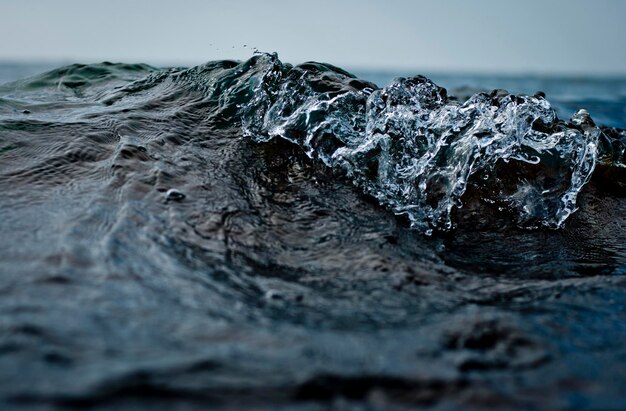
(1, 57, 626, 79)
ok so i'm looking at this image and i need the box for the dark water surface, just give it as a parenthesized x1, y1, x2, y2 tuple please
(1, 57, 626, 410)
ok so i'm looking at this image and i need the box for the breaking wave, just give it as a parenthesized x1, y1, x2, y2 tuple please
(235, 54, 622, 234)
(2, 54, 626, 411)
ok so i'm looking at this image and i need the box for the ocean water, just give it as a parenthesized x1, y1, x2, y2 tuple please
(1, 57, 625, 410)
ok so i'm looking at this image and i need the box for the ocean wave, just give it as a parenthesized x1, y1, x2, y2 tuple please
(235, 53, 621, 234)
(3, 54, 624, 235)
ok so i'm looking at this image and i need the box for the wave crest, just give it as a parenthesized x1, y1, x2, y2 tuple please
(239, 54, 601, 234)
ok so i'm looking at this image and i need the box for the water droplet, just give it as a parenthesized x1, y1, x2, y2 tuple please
(165, 189, 185, 201)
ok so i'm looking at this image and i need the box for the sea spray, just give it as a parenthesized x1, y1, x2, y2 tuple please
(239, 54, 600, 234)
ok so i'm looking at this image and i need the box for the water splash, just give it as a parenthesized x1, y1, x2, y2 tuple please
(240, 54, 601, 234)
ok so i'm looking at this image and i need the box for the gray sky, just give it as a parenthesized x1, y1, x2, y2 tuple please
(1, 0, 625, 74)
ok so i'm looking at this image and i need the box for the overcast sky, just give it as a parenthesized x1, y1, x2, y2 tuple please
(1, 0, 625, 74)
